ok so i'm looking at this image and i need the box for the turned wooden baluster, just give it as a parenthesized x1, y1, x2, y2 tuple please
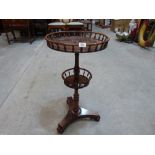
(73, 52, 80, 113)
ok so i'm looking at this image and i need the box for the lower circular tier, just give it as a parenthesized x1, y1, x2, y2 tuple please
(62, 68, 92, 89)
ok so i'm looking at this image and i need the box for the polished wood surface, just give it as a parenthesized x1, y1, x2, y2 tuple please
(57, 52, 100, 133)
(46, 31, 109, 133)
(45, 31, 109, 53)
(57, 96, 100, 133)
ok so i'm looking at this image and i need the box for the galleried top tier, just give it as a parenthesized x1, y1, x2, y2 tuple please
(45, 31, 109, 53)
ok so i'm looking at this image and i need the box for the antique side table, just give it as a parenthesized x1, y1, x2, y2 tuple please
(45, 31, 109, 133)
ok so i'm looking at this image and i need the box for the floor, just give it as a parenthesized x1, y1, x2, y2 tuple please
(0, 25, 155, 135)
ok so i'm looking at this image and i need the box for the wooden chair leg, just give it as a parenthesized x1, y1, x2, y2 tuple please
(30, 27, 35, 44)
(32, 25, 35, 42)
(28, 27, 32, 44)
(11, 30, 16, 40)
(6, 32, 11, 44)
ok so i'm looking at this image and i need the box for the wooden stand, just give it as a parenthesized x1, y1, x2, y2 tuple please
(57, 53, 100, 133)
(45, 31, 109, 134)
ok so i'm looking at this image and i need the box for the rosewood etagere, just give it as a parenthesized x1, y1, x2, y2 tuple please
(45, 31, 109, 133)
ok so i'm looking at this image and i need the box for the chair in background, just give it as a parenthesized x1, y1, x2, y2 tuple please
(48, 20, 84, 32)
(2, 19, 34, 44)
(80, 19, 93, 31)
(74, 19, 93, 31)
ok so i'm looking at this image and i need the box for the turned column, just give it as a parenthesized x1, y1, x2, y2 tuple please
(73, 52, 80, 113)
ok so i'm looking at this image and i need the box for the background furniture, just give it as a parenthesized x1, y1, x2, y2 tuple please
(1, 19, 93, 44)
(32, 19, 50, 36)
(45, 31, 109, 133)
(95, 19, 111, 28)
(79, 19, 93, 31)
(0, 20, 4, 35)
(2, 19, 34, 44)
(48, 21, 84, 32)
(75, 19, 93, 31)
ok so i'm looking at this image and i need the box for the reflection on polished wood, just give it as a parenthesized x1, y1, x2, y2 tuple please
(57, 97, 100, 134)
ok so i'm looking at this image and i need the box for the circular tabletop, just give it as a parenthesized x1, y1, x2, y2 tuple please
(45, 31, 109, 53)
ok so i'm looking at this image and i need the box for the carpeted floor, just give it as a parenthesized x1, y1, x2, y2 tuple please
(0, 25, 155, 134)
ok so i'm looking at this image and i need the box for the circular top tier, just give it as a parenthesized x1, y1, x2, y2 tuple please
(45, 31, 109, 53)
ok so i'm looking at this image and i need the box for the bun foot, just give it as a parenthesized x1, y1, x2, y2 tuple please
(57, 125, 65, 134)
(93, 115, 100, 122)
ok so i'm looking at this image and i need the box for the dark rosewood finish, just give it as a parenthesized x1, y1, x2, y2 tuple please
(45, 31, 109, 133)
(57, 52, 100, 133)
